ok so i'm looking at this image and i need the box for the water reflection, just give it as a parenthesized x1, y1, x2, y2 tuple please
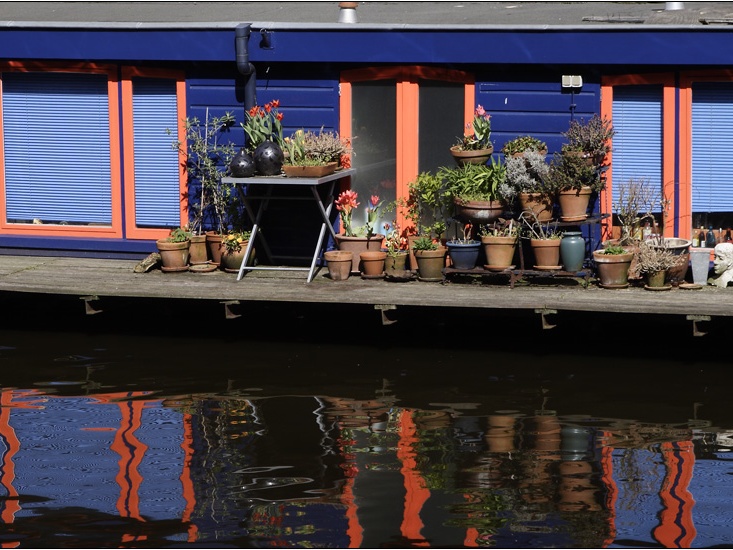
(0, 296, 731, 547)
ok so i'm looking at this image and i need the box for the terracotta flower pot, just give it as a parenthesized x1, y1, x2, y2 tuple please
(557, 186, 593, 222)
(384, 250, 409, 275)
(334, 234, 386, 273)
(156, 239, 190, 272)
(481, 235, 518, 269)
(449, 145, 494, 166)
(206, 232, 224, 266)
(530, 238, 561, 269)
(453, 198, 504, 224)
(414, 247, 447, 282)
(323, 250, 353, 281)
(359, 250, 387, 277)
(188, 233, 209, 265)
(220, 243, 255, 273)
(519, 192, 554, 222)
(593, 249, 634, 288)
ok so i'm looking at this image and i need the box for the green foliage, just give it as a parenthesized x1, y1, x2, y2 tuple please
(501, 135, 547, 156)
(602, 244, 628, 255)
(504, 149, 551, 196)
(546, 148, 603, 193)
(165, 227, 191, 243)
(411, 236, 439, 251)
(562, 114, 615, 158)
(404, 171, 451, 240)
(439, 158, 507, 206)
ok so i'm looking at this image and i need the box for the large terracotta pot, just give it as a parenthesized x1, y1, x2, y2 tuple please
(334, 234, 386, 273)
(156, 239, 190, 272)
(323, 250, 352, 281)
(593, 249, 634, 288)
(220, 243, 255, 273)
(206, 232, 224, 266)
(384, 250, 409, 275)
(557, 186, 593, 222)
(449, 145, 494, 166)
(414, 247, 447, 282)
(519, 192, 554, 222)
(481, 235, 518, 269)
(530, 238, 561, 269)
(649, 237, 691, 285)
(188, 234, 209, 265)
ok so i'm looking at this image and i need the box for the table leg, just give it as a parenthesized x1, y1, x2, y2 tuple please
(237, 223, 259, 281)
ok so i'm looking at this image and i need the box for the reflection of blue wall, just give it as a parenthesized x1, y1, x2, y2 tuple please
(8, 393, 187, 521)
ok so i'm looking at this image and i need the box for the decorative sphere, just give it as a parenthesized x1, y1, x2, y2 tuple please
(254, 140, 284, 176)
(229, 148, 255, 177)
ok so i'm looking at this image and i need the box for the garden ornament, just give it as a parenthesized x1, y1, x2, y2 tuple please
(711, 242, 733, 288)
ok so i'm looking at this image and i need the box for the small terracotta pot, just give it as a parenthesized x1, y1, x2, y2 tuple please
(359, 250, 387, 277)
(324, 250, 353, 281)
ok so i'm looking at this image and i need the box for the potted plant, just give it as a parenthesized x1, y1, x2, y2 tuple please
(240, 99, 285, 175)
(282, 127, 353, 177)
(593, 243, 635, 288)
(449, 105, 493, 166)
(411, 235, 446, 282)
(334, 191, 386, 273)
(635, 239, 678, 289)
(561, 114, 616, 167)
(383, 220, 410, 277)
(440, 158, 507, 225)
(504, 149, 553, 222)
(156, 227, 191, 272)
(613, 178, 660, 246)
(446, 223, 481, 270)
(169, 110, 237, 266)
(519, 211, 563, 270)
(219, 229, 253, 273)
(546, 146, 603, 222)
(500, 135, 548, 158)
(479, 219, 519, 270)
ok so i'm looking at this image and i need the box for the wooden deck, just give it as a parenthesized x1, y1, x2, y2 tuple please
(0, 254, 730, 336)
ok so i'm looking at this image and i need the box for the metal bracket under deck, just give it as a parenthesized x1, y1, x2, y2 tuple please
(375, 304, 398, 325)
(534, 308, 557, 330)
(80, 295, 102, 315)
(686, 314, 711, 337)
(222, 300, 241, 320)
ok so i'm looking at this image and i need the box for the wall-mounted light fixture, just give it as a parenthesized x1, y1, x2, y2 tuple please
(561, 75, 583, 89)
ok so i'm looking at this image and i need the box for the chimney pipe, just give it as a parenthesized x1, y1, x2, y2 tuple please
(338, 2, 358, 23)
(235, 23, 257, 110)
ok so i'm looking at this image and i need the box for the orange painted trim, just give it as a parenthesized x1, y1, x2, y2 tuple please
(653, 441, 697, 548)
(601, 74, 677, 239)
(598, 434, 618, 547)
(0, 390, 20, 526)
(121, 67, 187, 241)
(180, 413, 199, 542)
(0, 62, 123, 238)
(678, 71, 733, 241)
(340, 66, 474, 236)
(464, 83, 476, 137)
(397, 409, 430, 546)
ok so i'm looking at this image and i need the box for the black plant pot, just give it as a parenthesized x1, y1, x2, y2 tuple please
(229, 148, 256, 177)
(253, 140, 284, 176)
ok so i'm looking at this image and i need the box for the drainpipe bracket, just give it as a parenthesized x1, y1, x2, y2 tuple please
(534, 308, 557, 330)
(222, 300, 241, 320)
(686, 314, 711, 337)
(80, 295, 102, 315)
(375, 304, 398, 325)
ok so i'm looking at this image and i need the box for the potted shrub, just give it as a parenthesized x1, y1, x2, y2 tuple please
(593, 243, 634, 288)
(613, 178, 660, 246)
(479, 219, 519, 270)
(156, 227, 191, 272)
(412, 236, 446, 281)
(446, 223, 481, 270)
(282, 127, 353, 177)
(500, 135, 548, 158)
(169, 110, 237, 265)
(519, 211, 563, 270)
(383, 221, 410, 277)
(440, 158, 507, 225)
(449, 105, 494, 165)
(635, 239, 678, 289)
(504, 149, 553, 222)
(546, 147, 603, 222)
(561, 114, 616, 167)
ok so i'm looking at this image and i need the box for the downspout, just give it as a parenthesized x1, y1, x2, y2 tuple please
(235, 23, 256, 110)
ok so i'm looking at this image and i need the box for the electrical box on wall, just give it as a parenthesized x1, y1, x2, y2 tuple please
(561, 75, 583, 88)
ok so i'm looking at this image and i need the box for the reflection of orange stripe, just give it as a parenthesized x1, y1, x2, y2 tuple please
(654, 441, 697, 548)
(343, 472, 363, 548)
(599, 434, 617, 547)
(180, 413, 198, 542)
(397, 409, 430, 546)
(464, 526, 479, 547)
(111, 396, 149, 543)
(0, 389, 20, 534)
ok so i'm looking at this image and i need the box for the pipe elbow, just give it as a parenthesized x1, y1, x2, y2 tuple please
(235, 23, 255, 76)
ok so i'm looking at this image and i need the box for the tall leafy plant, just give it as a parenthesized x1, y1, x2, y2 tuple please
(169, 110, 238, 235)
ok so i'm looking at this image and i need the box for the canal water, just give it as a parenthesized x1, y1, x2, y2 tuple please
(0, 293, 732, 548)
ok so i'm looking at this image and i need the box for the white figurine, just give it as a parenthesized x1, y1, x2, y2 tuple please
(711, 242, 733, 288)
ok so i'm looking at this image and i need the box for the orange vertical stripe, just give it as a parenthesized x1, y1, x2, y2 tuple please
(179, 413, 199, 542)
(397, 409, 430, 546)
(653, 441, 697, 548)
(111, 399, 149, 526)
(0, 389, 20, 530)
(599, 432, 618, 547)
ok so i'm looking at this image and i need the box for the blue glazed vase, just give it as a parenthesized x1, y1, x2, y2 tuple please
(560, 231, 586, 272)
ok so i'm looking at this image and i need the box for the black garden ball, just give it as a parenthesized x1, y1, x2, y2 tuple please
(253, 140, 284, 176)
(229, 148, 256, 177)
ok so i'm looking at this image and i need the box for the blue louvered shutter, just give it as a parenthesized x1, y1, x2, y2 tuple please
(132, 77, 180, 227)
(2, 72, 112, 224)
(611, 86, 663, 207)
(691, 82, 733, 212)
